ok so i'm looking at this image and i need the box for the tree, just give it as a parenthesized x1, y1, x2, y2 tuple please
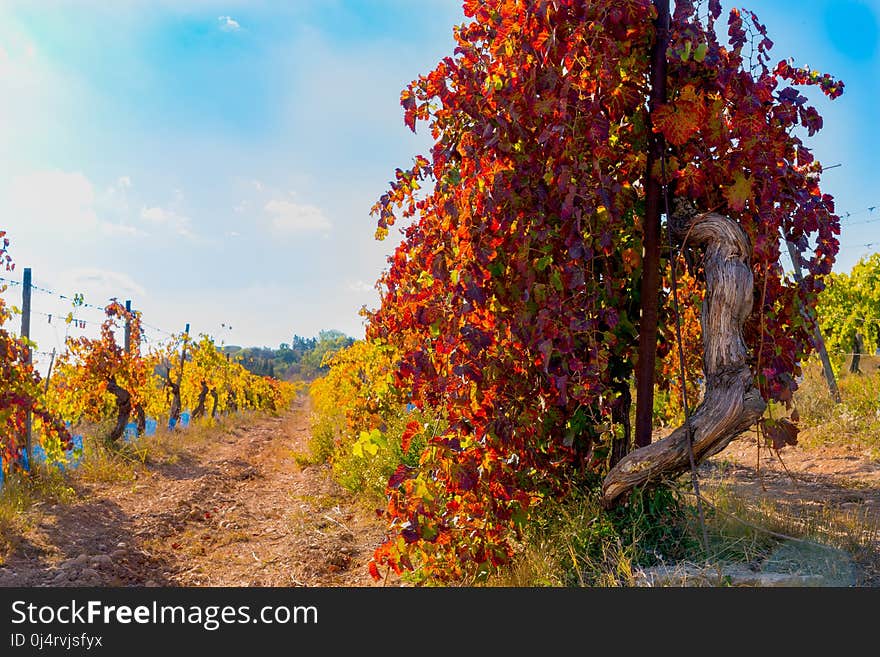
(290, 335, 318, 359)
(299, 330, 356, 376)
(817, 253, 880, 373)
(367, 0, 842, 582)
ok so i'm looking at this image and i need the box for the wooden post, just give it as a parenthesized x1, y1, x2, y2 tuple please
(21, 268, 33, 466)
(634, 0, 670, 449)
(784, 240, 841, 403)
(167, 323, 189, 427)
(124, 299, 132, 354)
(44, 348, 57, 393)
(178, 323, 190, 385)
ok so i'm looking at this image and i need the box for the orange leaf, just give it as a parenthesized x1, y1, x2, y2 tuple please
(652, 85, 706, 146)
(400, 420, 421, 453)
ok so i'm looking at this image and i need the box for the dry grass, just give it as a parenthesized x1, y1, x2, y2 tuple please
(71, 411, 263, 484)
(793, 356, 880, 455)
(486, 475, 879, 587)
(1, 411, 272, 536)
(697, 481, 880, 585)
(706, 484, 878, 553)
(0, 466, 76, 564)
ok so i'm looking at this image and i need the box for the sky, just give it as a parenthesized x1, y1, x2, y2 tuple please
(0, 0, 878, 364)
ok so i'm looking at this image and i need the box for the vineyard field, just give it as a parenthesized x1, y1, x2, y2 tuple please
(1, 0, 879, 595)
(0, 401, 391, 587)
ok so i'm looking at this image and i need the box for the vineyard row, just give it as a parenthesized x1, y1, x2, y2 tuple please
(0, 267, 298, 481)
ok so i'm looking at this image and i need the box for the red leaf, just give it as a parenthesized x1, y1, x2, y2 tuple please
(387, 464, 412, 490)
(368, 561, 381, 581)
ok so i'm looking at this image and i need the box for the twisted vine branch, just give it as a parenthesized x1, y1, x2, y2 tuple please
(601, 208, 767, 505)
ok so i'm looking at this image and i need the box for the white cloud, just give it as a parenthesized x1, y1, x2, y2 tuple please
(4, 170, 99, 233)
(100, 223, 143, 237)
(0, 170, 152, 252)
(140, 205, 194, 237)
(217, 15, 240, 32)
(348, 279, 375, 293)
(64, 267, 147, 299)
(97, 176, 135, 225)
(140, 206, 168, 222)
(264, 199, 331, 233)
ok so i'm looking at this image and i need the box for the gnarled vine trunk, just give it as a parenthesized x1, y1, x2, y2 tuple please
(601, 209, 767, 505)
(210, 388, 220, 418)
(192, 380, 209, 419)
(106, 377, 132, 444)
(849, 332, 864, 374)
(164, 369, 182, 425)
(135, 405, 146, 436)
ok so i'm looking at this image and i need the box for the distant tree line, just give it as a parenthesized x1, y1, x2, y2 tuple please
(227, 330, 356, 381)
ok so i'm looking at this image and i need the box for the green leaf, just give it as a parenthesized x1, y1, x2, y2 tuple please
(681, 41, 692, 61)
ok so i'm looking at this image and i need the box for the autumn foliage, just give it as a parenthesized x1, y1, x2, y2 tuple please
(0, 234, 70, 474)
(308, 340, 435, 500)
(50, 300, 153, 440)
(49, 320, 297, 441)
(656, 268, 703, 425)
(365, 0, 842, 581)
(1, 235, 296, 474)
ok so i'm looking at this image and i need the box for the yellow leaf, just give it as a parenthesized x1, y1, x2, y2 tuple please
(723, 173, 752, 212)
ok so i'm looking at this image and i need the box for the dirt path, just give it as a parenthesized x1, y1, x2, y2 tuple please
(702, 433, 880, 585)
(2, 399, 877, 587)
(0, 399, 393, 587)
(708, 434, 880, 509)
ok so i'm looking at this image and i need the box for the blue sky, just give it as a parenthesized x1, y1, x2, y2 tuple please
(0, 1, 877, 359)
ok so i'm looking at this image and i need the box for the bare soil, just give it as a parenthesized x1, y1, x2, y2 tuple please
(702, 432, 880, 585)
(1, 398, 877, 587)
(0, 399, 395, 587)
(709, 432, 880, 507)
